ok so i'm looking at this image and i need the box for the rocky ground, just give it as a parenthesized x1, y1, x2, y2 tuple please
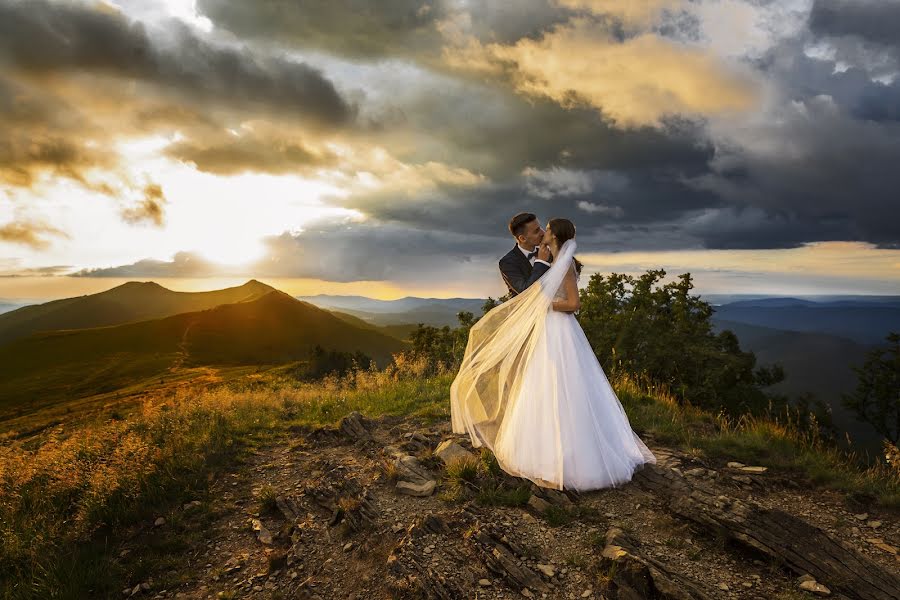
(116, 412, 900, 600)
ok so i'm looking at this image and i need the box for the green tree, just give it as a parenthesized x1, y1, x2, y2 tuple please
(842, 332, 900, 444)
(293, 345, 372, 380)
(576, 269, 784, 414)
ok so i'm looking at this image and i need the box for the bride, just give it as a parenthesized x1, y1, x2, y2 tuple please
(450, 217, 656, 491)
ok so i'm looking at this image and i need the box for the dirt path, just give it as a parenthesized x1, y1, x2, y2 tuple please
(116, 414, 899, 600)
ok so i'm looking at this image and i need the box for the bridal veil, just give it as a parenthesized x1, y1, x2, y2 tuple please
(450, 239, 578, 450)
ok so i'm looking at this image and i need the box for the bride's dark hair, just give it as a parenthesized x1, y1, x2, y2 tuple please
(547, 217, 583, 275)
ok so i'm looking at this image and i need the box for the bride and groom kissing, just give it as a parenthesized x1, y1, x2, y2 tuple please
(450, 213, 656, 492)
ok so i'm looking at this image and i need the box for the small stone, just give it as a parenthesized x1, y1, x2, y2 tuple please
(727, 461, 745, 468)
(581, 590, 592, 598)
(153, 517, 165, 527)
(854, 513, 869, 521)
(522, 588, 534, 598)
(343, 542, 353, 552)
(528, 495, 552, 513)
(797, 574, 816, 584)
(684, 468, 707, 477)
(868, 520, 882, 529)
(718, 583, 730, 591)
(478, 579, 491, 587)
(740, 466, 768, 474)
(799, 580, 831, 596)
(396, 479, 436, 496)
(433, 440, 476, 465)
(251, 519, 273, 545)
(536, 564, 556, 578)
(391, 523, 404, 533)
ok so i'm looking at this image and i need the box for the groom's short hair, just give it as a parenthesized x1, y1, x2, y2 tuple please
(509, 212, 537, 237)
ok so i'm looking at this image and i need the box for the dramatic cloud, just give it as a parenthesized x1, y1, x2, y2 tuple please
(444, 17, 759, 128)
(0, 0, 354, 193)
(120, 183, 167, 226)
(1, 0, 899, 295)
(0, 1, 353, 126)
(0, 220, 69, 250)
(809, 0, 900, 50)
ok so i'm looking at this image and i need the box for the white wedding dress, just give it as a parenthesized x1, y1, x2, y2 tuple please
(450, 239, 655, 491)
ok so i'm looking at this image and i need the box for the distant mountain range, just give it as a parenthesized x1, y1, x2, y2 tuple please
(297, 294, 486, 327)
(709, 318, 882, 453)
(0, 280, 277, 346)
(711, 298, 900, 346)
(701, 294, 900, 306)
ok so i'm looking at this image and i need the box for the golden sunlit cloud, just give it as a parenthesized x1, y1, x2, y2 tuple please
(0, 219, 69, 250)
(444, 17, 759, 127)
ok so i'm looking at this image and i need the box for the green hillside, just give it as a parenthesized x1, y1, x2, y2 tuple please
(0, 290, 407, 417)
(0, 279, 278, 346)
(329, 310, 418, 341)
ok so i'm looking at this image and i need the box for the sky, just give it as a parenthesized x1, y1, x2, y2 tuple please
(1, 0, 899, 301)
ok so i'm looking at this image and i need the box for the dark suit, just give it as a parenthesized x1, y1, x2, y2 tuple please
(499, 244, 551, 297)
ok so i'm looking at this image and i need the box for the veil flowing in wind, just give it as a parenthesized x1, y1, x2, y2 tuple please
(450, 239, 578, 451)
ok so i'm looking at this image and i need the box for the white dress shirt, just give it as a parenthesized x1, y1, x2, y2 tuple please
(518, 244, 551, 267)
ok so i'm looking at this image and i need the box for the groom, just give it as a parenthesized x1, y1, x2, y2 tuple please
(499, 212, 552, 297)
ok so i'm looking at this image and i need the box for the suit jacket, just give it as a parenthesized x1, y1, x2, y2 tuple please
(499, 244, 551, 297)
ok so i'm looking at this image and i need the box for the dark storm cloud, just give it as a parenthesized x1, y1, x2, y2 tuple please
(369, 77, 715, 180)
(196, 0, 573, 59)
(327, 163, 722, 253)
(0, 0, 354, 195)
(254, 223, 503, 282)
(197, 0, 447, 58)
(0, 0, 353, 126)
(684, 39, 900, 250)
(699, 114, 900, 249)
(809, 0, 900, 50)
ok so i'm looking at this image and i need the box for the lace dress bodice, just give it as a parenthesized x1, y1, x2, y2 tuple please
(552, 259, 579, 301)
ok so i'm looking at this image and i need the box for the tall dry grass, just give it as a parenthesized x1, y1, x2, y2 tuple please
(0, 353, 451, 599)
